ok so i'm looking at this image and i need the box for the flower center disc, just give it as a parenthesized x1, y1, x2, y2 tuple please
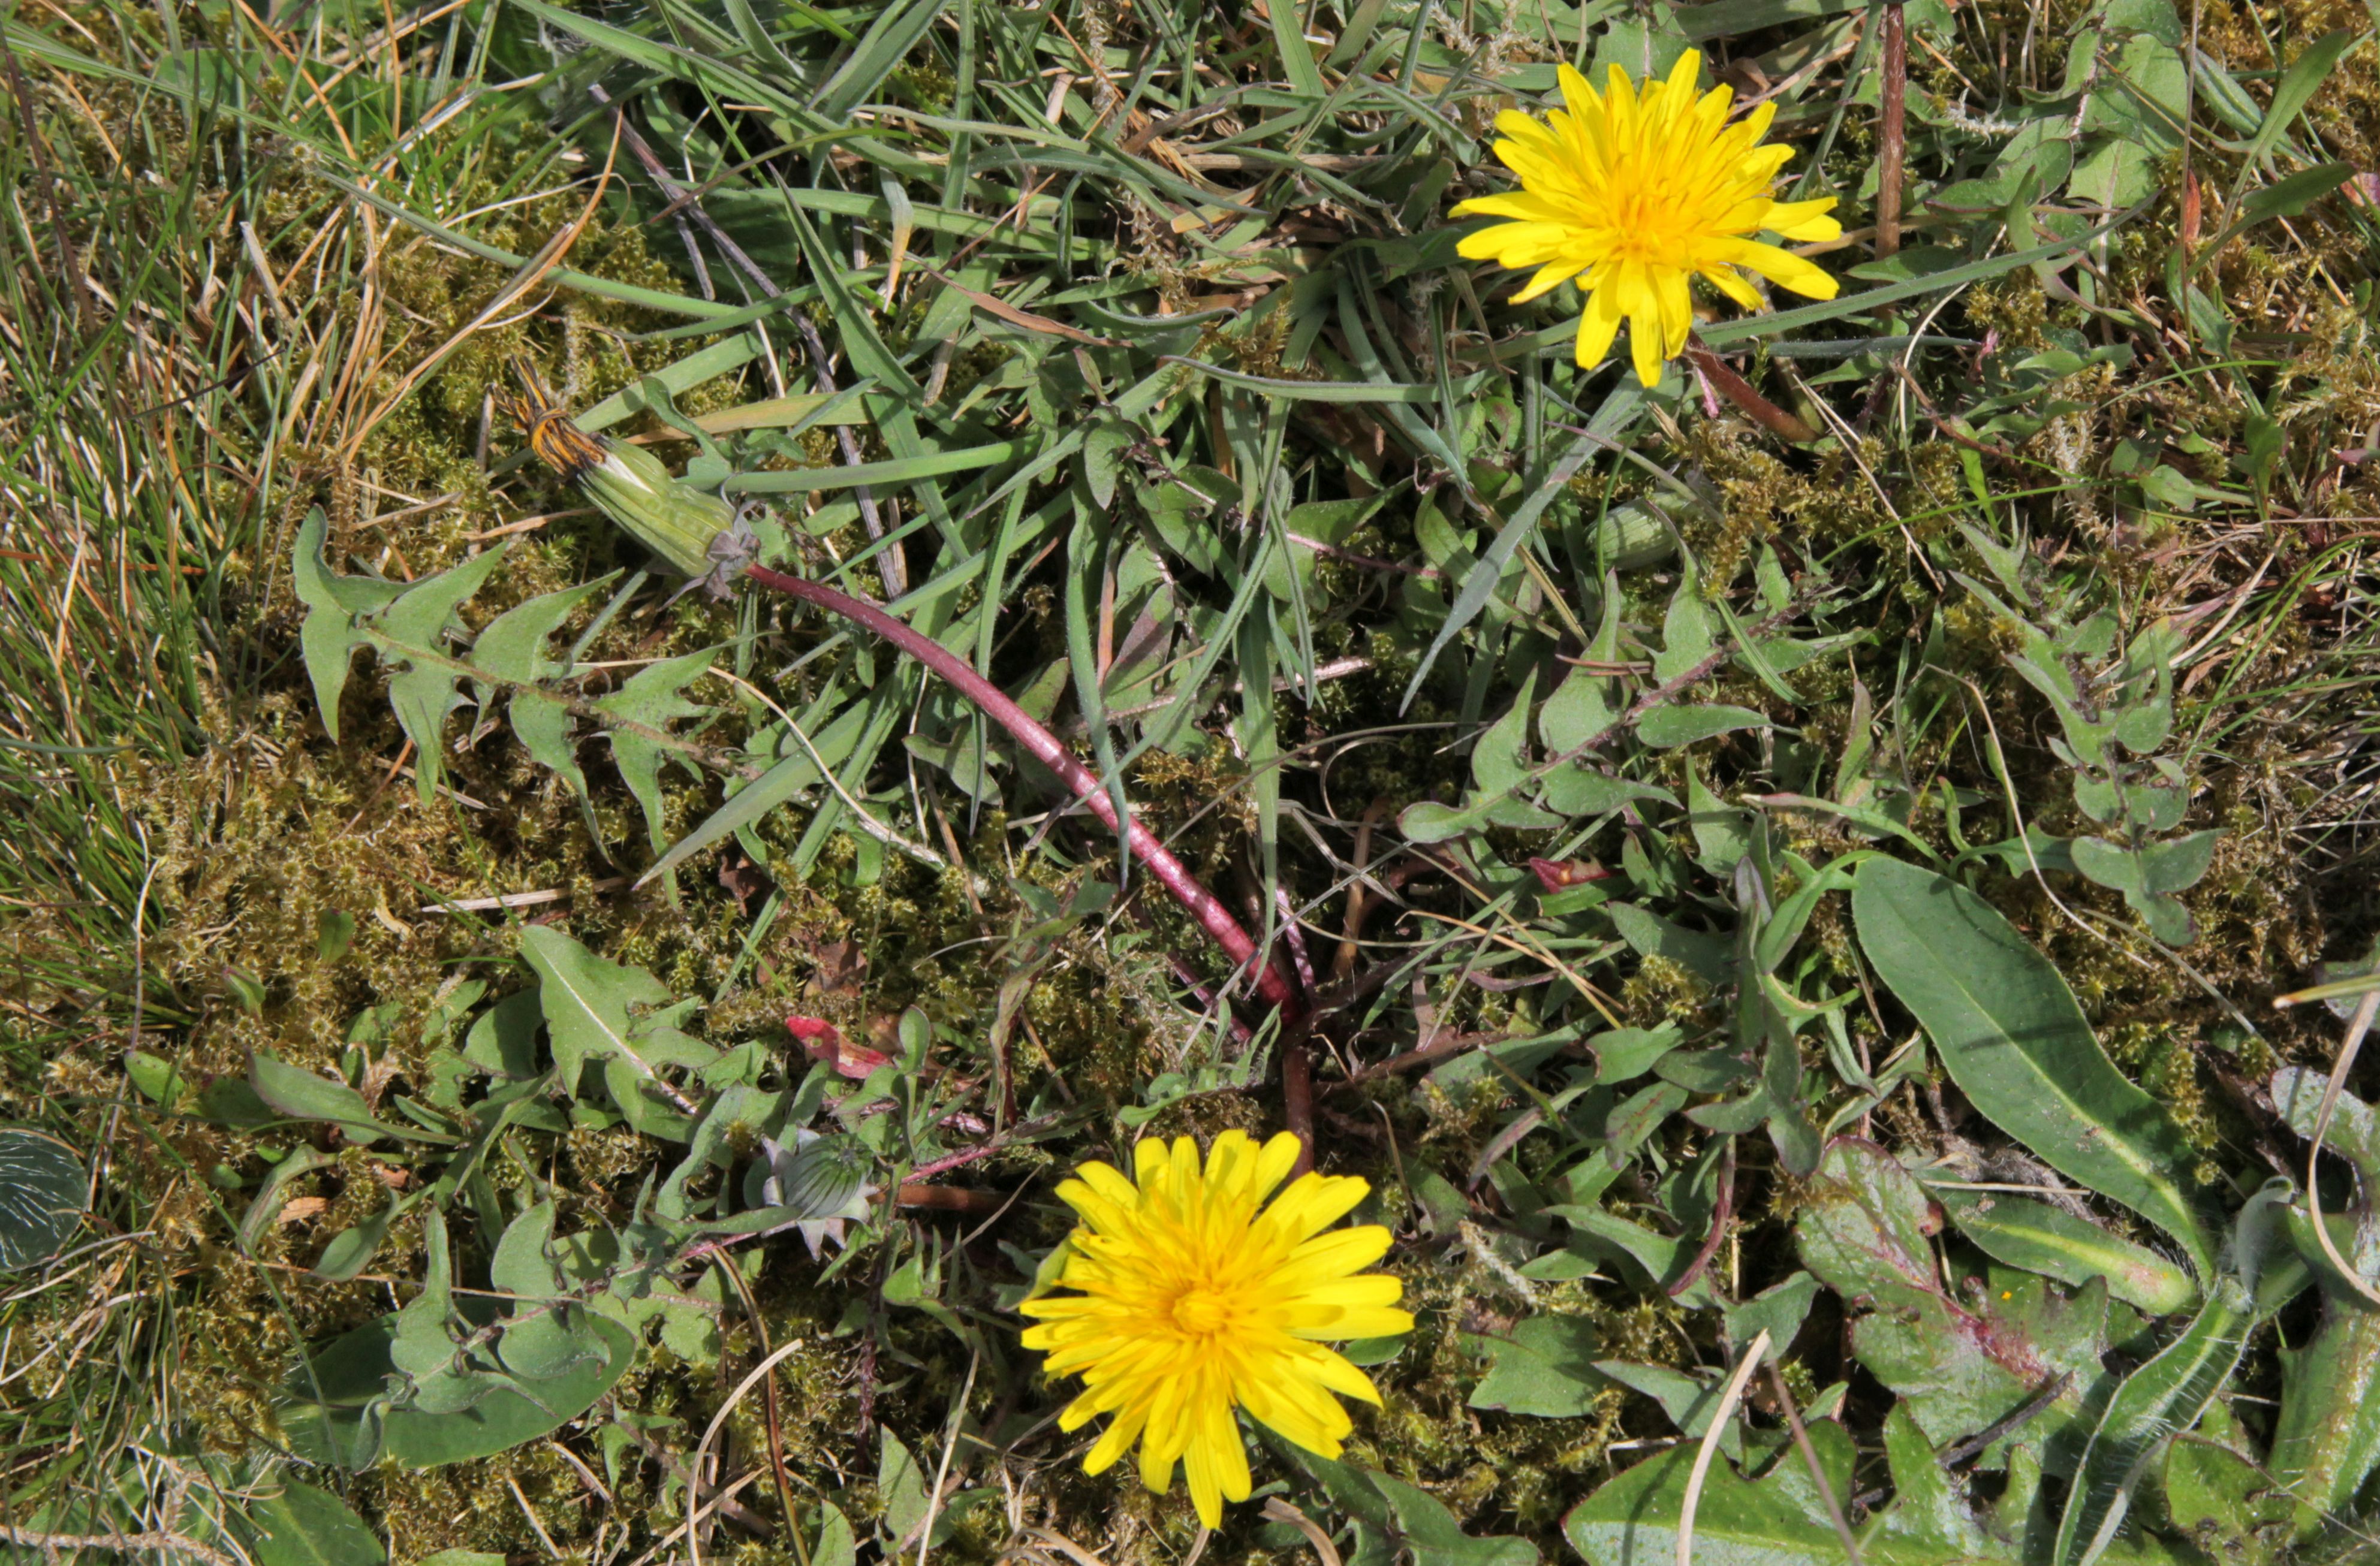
(1171, 1287, 1231, 1335)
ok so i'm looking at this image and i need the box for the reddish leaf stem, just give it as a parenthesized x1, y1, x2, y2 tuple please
(1668, 1138, 1736, 1297)
(1684, 343, 1819, 445)
(745, 566, 1308, 1028)
(1282, 1042, 1315, 1178)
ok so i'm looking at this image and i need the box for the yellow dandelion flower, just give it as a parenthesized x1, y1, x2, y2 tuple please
(1452, 49, 1842, 387)
(1018, 1131, 1414, 1528)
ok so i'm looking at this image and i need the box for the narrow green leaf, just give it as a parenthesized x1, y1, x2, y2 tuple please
(1635, 704, 1770, 749)
(1930, 1184, 2197, 1314)
(1263, 0, 1325, 96)
(1064, 512, 1134, 876)
(644, 697, 873, 883)
(2053, 1281, 2252, 1566)
(727, 440, 1025, 493)
(508, 0, 800, 114)
(309, 1190, 416, 1283)
(1400, 386, 1639, 711)
(1852, 858, 2215, 1278)
(575, 336, 769, 433)
(2232, 161, 2357, 232)
(815, 0, 951, 118)
(2245, 31, 2354, 168)
(249, 1052, 445, 1146)
(1158, 356, 1494, 403)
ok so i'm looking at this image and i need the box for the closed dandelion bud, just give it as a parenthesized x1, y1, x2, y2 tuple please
(754, 1130, 876, 1258)
(775, 1131, 871, 1218)
(501, 361, 736, 581)
(1589, 502, 1676, 570)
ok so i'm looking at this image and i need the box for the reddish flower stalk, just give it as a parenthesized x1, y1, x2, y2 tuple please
(1684, 342, 1819, 444)
(745, 565, 1308, 1028)
(1877, 0, 1909, 259)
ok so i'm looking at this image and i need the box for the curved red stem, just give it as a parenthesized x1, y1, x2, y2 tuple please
(745, 566, 1308, 1028)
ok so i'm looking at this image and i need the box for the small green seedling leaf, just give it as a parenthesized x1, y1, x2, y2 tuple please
(248, 1052, 433, 1146)
(251, 1480, 384, 1566)
(316, 910, 356, 964)
(1466, 1315, 1605, 1417)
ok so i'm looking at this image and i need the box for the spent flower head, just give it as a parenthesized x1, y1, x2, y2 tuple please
(1453, 49, 1840, 385)
(1019, 1131, 1413, 1528)
(501, 359, 742, 591)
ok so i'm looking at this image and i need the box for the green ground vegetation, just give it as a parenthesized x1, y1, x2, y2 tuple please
(2, 0, 2380, 1562)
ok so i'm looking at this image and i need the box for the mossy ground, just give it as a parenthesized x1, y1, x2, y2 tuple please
(4, 0, 2380, 1561)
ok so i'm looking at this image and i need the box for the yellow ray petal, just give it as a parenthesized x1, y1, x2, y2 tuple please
(1701, 264, 1765, 310)
(1083, 1402, 1149, 1476)
(1448, 191, 1577, 225)
(1460, 222, 1575, 268)
(1492, 110, 1563, 153)
(1073, 1161, 1140, 1209)
(1132, 1138, 1170, 1190)
(1722, 238, 1840, 298)
(1285, 1272, 1406, 1310)
(1510, 258, 1588, 302)
(1276, 1226, 1396, 1284)
(1576, 282, 1625, 369)
(1252, 1131, 1304, 1199)
(1658, 267, 1694, 358)
(1295, 1347, 1387, 1404)
(1183, 1425, 1223, 1529)
(1763, 196, 1841, 241)
(1288, 1304, 1416, 1341)
(1261, 1173, 1372, 1242)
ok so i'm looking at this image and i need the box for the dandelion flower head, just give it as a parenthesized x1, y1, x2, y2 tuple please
(1018, 1131, 1414, 1527)
(1452, 49, 1841, 386)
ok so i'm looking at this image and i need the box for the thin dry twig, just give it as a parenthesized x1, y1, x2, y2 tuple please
(710, 1259, 801, 1559)
(1678, 1329, 1770, 1566)
(418, 876, 628, 913)
(1766, 1360, 1863, 1564)
(686, 1340, 810, 1566)
(1260, 1499, 1343, 1566)
(2301, 985, 2380, 1308)
(0, 1522, 240, 1566)
(914, 1350, 980, 1566)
